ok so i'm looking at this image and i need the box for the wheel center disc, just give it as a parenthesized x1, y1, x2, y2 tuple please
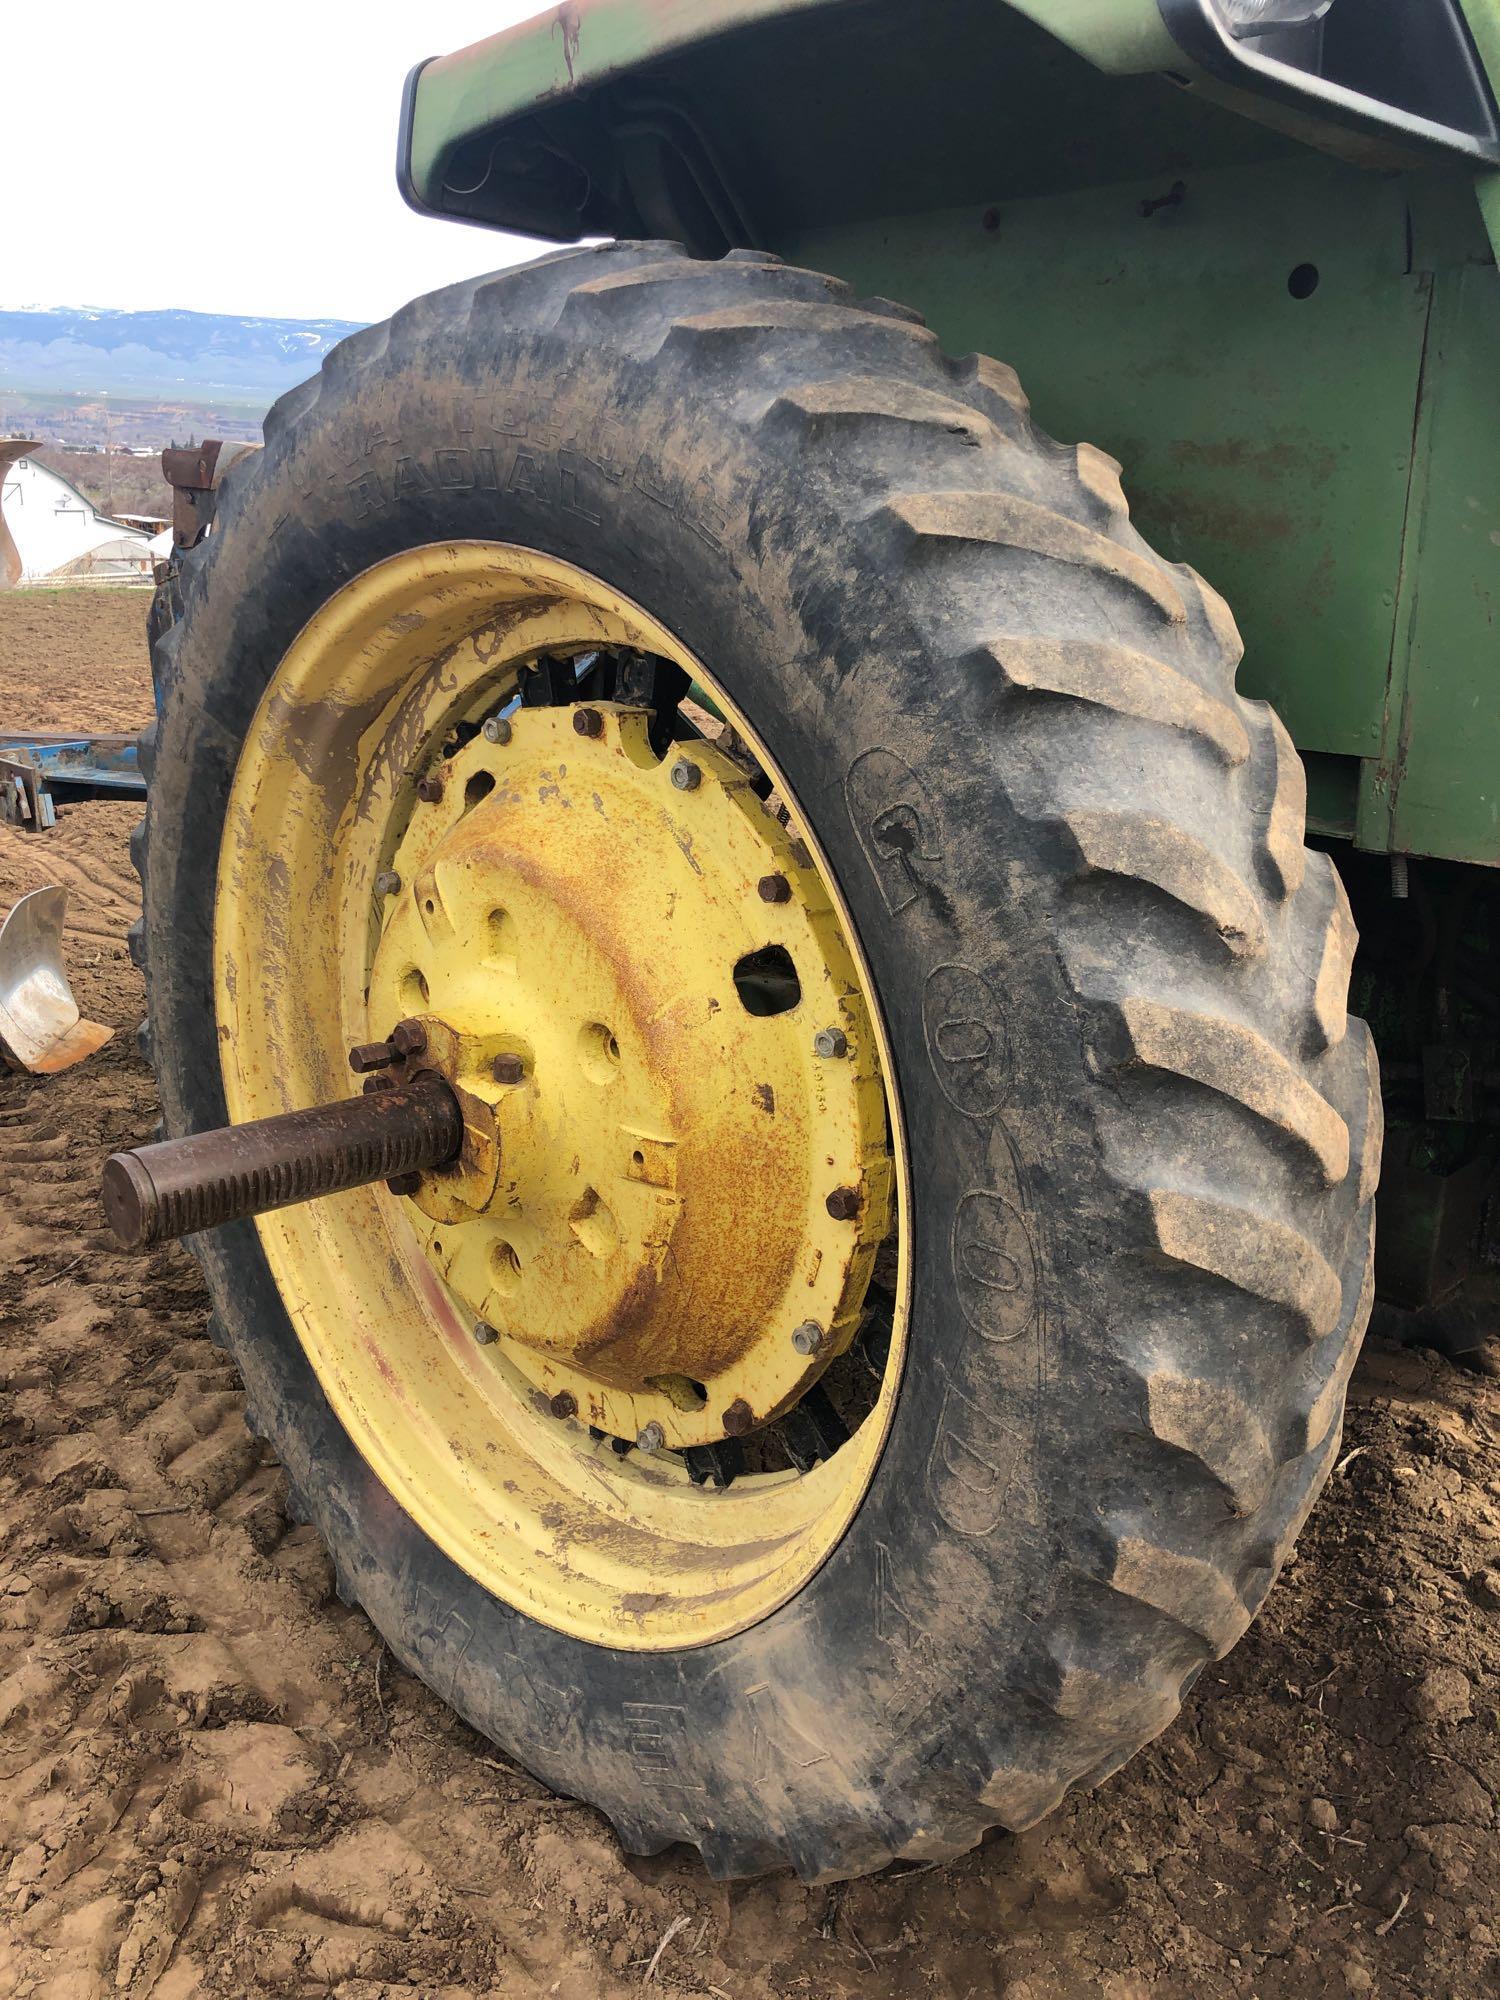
(374, 702, 890, 1448)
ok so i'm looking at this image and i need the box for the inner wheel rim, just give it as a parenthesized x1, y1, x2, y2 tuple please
(215, 542, 908, 1648)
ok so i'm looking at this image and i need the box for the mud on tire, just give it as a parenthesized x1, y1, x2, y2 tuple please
(133, 243, 1378, 1879)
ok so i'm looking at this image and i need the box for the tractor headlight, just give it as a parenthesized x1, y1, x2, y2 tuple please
(1159, 0, 1500, 164)
(1220, 0, 1334, 35)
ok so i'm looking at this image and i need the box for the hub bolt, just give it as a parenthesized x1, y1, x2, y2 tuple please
(349, 1039, 397, 1074)
(389, 1019, 428, 1061)
(492, 1052, 526, 1085)
(362, 1074, 395, 1095)
(416, 773, 445, 804)
(549, 1390, 578, 1420)
(757, 873, 791, 904)
(573, 708, 605, 739)
(481, 714, 513, 746)
(474, 1321, 499, 1346)
(791, 1321, 825, 1356)
(374, 869, 401, 898)
(813, 1026, 849, 1060)
(722, 1398, 754, 1437)
(670, 759, 702, 792)
(636, 1421, 666, 1453)
(825, 1186, 861, 1222)
(386, 1171, 422, 1197)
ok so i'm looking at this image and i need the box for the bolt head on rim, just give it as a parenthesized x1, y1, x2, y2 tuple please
(389, 1019, 428, 1060)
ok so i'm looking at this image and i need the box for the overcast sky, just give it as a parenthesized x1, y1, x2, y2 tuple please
(8, 3, 555, 323)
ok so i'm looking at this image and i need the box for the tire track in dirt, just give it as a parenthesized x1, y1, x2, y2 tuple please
(0, 810, 139, 957)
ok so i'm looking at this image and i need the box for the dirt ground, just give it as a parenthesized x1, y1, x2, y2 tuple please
(0, 593, 157, 733)
(0, 590, 1496, 2000)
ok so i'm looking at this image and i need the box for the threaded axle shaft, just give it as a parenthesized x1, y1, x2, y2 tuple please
(101, 1072, 465, 1249)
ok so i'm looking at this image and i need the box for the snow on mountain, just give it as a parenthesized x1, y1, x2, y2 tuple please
(0, 305, 368, 404)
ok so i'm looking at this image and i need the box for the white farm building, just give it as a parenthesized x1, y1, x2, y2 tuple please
(0, 443, 152, 585)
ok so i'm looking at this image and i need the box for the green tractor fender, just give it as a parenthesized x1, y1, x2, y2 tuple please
(397, 0, 1500, 877)
(400, 0, 1500, 250)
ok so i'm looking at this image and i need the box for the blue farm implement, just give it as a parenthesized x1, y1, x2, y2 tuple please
(0, 731, 147, 831)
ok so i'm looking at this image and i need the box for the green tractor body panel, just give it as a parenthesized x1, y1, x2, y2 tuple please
(401, 0, 1181, 203)
(400, 0, 1500, 868)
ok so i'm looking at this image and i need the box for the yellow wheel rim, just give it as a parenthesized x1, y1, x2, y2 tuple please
(215, 543, 908, 1648)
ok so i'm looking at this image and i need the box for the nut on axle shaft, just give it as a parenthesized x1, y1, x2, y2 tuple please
(101, 1073, 464, 1250)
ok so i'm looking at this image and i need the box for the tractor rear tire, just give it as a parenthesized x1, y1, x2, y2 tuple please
(133, 243, 1378, 1879)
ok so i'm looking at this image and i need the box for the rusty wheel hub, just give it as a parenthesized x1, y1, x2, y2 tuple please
(373, 702, 891, 1449)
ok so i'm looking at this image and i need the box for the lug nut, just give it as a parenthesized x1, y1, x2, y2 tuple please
(722, 1397, 754, 1437)
(349, 1039, 397, 1074)
(825, 1186, 861, 1222)
(670, 759, 702, 792)
(492, 1052, 526, 1085)
(389, 1019, 428, 1060)
(481, 713, 513, 745)
(416, 772, 445, 804)
(386, 1171, 422, 1197)
(374, 869, 401, 898)
(636, 1421, 666, 1453)
(813, 1026, 849, 1059)
(757, 873, 791, 904)
(549, 1390, 578, 1420)
(791, 1321, 825, 1357)
(573, 708, 604, 739)
(474, 1321, 499, 1346)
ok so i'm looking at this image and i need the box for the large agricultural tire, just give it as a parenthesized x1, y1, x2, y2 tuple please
(132, 243, 1379, 1880)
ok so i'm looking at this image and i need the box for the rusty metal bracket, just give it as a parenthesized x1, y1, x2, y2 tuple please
(159, 440, 261, 553)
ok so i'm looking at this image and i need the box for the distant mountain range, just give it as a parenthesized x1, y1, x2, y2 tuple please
(0, 306, 368, 406)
